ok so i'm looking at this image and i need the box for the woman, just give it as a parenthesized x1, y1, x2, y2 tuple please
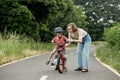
(67, 23, 91, 72)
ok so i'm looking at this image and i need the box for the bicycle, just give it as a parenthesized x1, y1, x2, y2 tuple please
(55, 44, 67, 73)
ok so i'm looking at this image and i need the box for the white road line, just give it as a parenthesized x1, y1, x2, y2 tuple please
(40, 75, 48, 80)
(94, 52, 120, 77)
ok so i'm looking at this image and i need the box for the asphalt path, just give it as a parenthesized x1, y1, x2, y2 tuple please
(0, 46, 120, 80)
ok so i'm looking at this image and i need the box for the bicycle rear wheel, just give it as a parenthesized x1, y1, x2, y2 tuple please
(57, 56, 65, 73)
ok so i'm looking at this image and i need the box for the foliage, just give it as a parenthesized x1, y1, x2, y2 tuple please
(47, 0, 88, 36)
(104, 22, 120, 50)
(0, 0, 40, 41)
(0, 32, 75, 65)
(0, 33, 54, 65)
(0, 0, 88, 42)
(96, 44, 120, 74)
(73, 0, 120, 41)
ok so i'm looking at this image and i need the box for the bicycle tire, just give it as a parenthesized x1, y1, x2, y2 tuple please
(57, 55, 65, 73)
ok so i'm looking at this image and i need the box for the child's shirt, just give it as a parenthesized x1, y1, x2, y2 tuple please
(51, 35, 67, 49)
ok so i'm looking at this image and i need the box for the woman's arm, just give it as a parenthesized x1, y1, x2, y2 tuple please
(67, 36, 82, 43)
(72, 37, 82, 43)
(67, 32, 82, 43)
(72, 28, 83, 43)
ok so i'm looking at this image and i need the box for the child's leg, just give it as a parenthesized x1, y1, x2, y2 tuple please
(62, 50, 67, 67)
(48, 47, 57, 61)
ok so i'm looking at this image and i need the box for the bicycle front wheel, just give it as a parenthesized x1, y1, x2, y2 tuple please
(57, 56, 65, 73)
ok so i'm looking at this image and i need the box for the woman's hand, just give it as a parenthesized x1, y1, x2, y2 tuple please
(67, 39, 73, 42)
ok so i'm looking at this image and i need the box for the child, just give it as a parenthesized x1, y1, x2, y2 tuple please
(46, 27, 70, 66)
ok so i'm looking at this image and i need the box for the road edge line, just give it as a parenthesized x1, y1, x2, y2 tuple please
(94, 52, 120, 77)
(0, 52, 49, 68)
(0, 47, 74, 68)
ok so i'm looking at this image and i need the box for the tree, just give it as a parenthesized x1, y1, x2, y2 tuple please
(20, 0, 88, 41)
(0, 0, 39, 40)
(73, 0, 120, 40)
(0, 0, 88, 42)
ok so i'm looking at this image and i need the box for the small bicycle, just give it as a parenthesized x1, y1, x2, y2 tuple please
(46, 43, 67, 73)
(55, 44, 67, 73)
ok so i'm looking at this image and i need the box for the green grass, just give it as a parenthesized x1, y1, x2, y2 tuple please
(96, 42, 120, 74)
(92, 41, 107, 46)
(0, 33, 75, 65)
(0, 34, 55, 65)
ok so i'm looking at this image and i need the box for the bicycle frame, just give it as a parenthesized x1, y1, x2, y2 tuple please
(56, 46, 67, 73)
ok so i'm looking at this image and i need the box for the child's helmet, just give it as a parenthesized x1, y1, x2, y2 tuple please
(54, 27, 63, 33)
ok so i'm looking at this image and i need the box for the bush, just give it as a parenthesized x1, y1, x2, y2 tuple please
(96, 44, 120, 74)
(104, 23, 120, 50)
